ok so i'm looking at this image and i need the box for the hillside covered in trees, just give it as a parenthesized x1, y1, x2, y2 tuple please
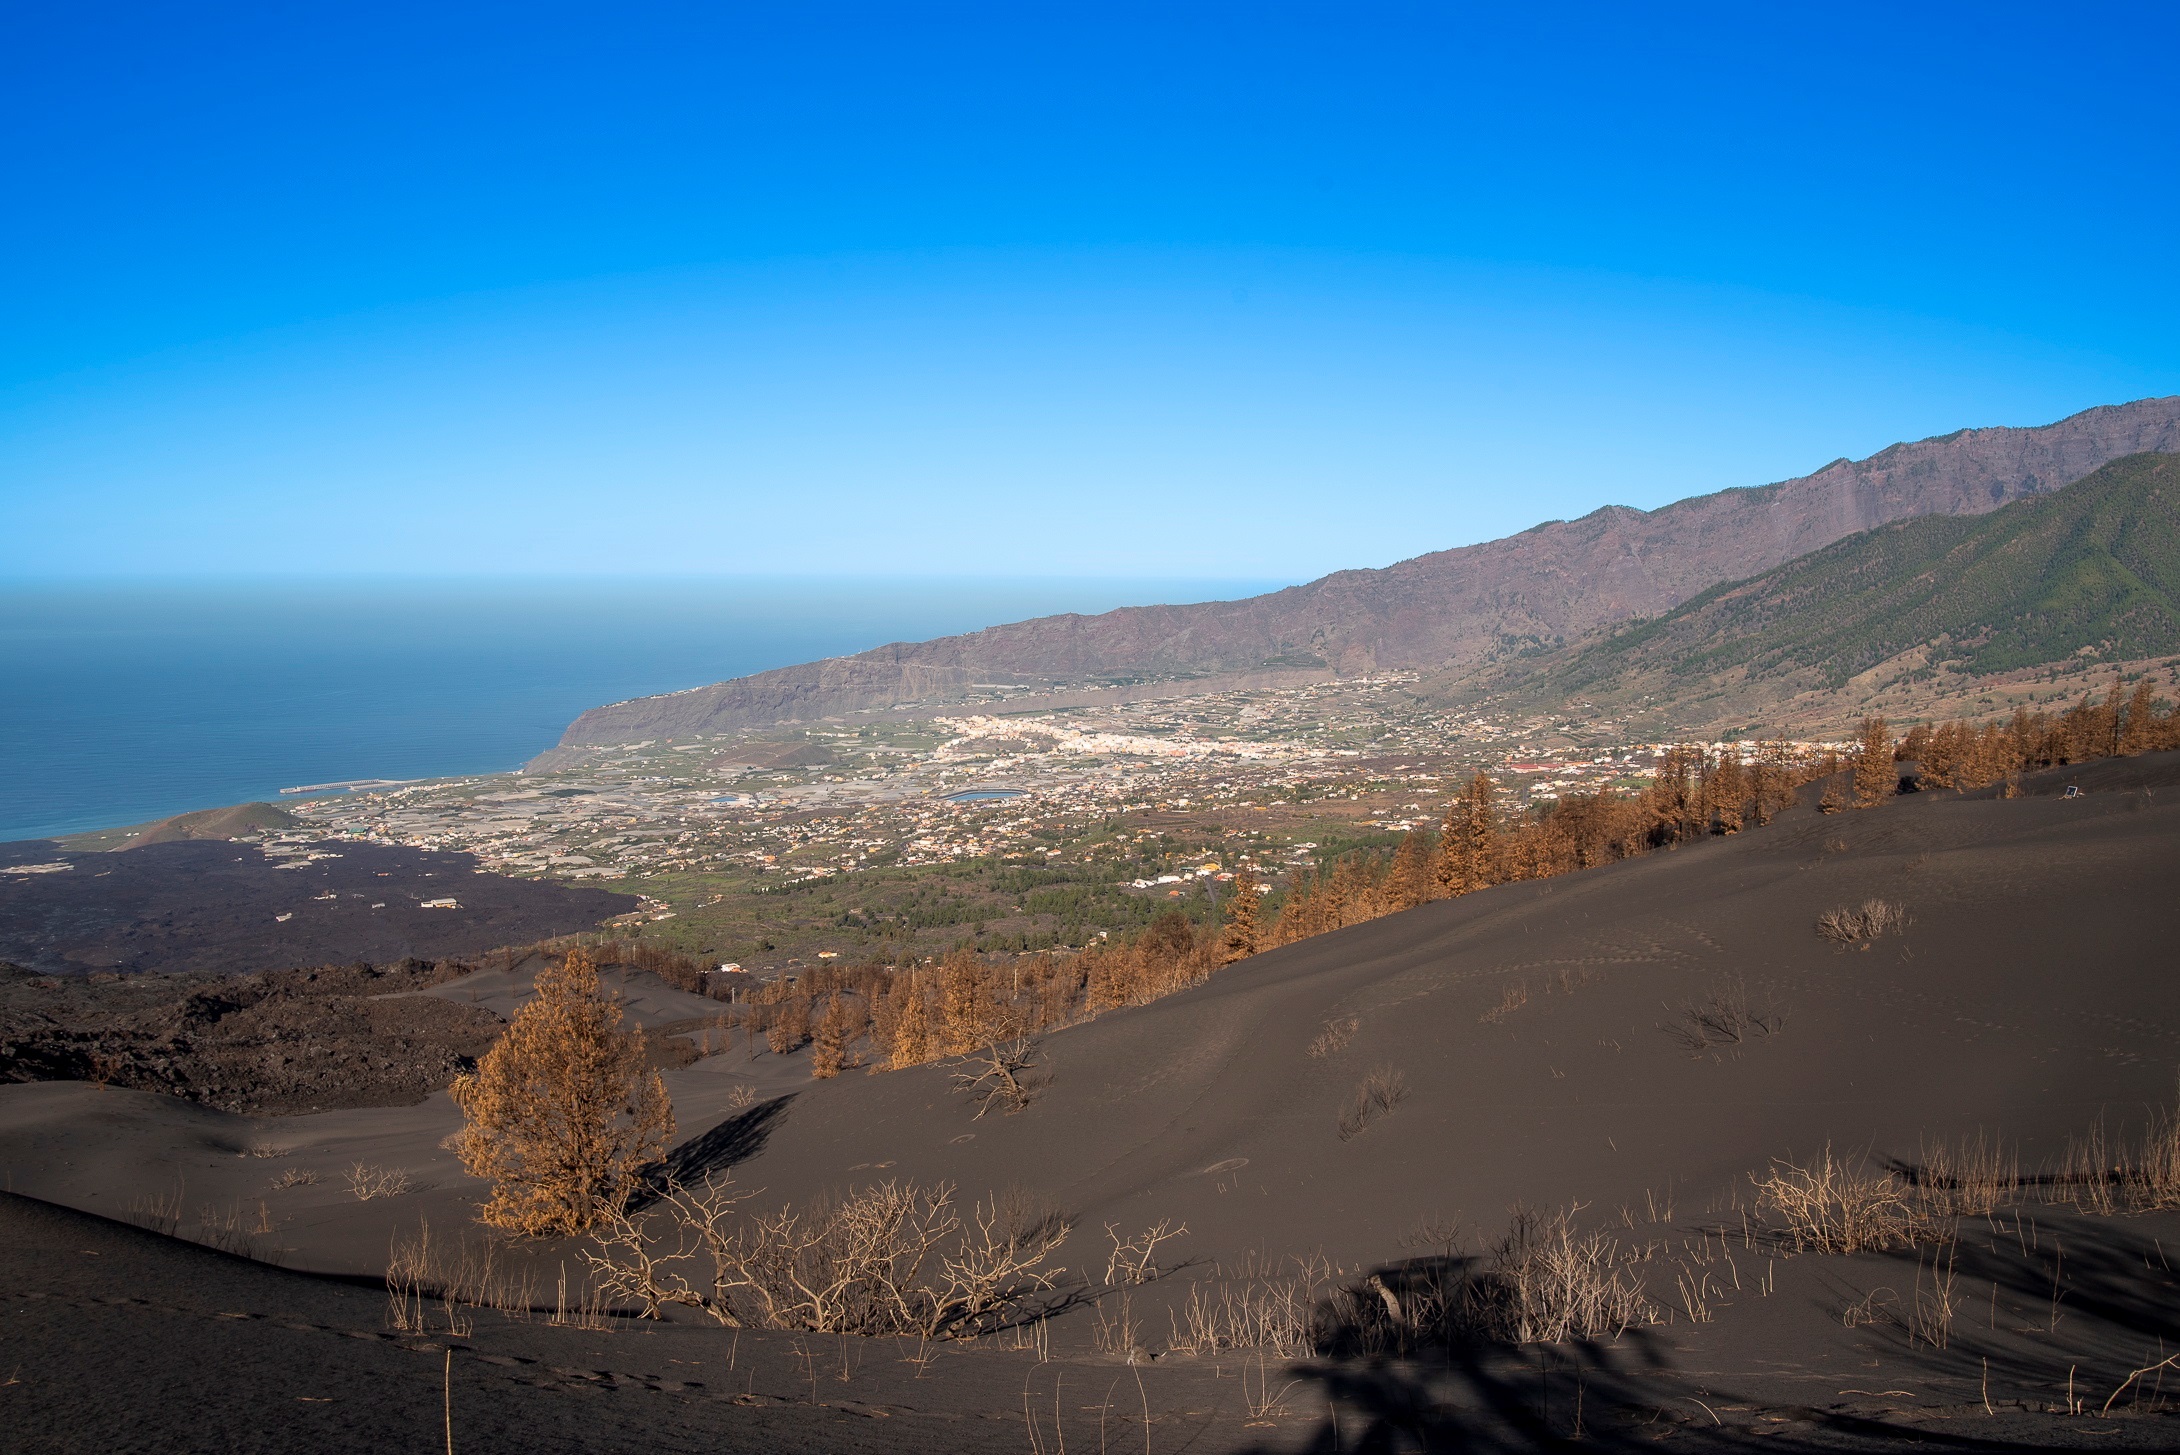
(1463, 450, 2180, 719)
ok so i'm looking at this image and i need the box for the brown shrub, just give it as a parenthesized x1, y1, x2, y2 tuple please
(1815, 899, 1910, 945)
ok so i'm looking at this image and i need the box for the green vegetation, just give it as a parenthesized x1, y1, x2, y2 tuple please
(60, 801, 302, 852)
(1548, 451, 2180, 695)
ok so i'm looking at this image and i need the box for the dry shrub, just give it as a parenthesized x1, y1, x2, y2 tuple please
(946, 1037, 1044, 1118)
(582, 1174, 1068, 1337)
(1815, 899, 1911, 946)
(1307, 1017, 1359, 1058)
(1336, 1066, 1407, 1141)
(268, 1167, 319, 1190)
(1663, 976, 1782, 1055)
(346, 1163, 412, 1201)
(1105, 1218, 1187, 1287)
(1753, 1146, 1919, 1252)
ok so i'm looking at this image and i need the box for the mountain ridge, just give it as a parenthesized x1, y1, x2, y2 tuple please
(1458, 451, 2180, 724)
(545, 396, 2180, 751)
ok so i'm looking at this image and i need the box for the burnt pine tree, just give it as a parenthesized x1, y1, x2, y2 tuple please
(889, 972, 933, 1068)
(450, 949, 674, 1237)
(1433, 771, 1500, 896)
(1219, 870, 1262, 964)
(1852, 717, 1894, 809)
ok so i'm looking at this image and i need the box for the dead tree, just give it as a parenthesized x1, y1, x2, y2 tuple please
(947, 1037, 1045, 1118)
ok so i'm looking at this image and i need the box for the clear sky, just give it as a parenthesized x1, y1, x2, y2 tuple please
(5, 2, 2175, 582)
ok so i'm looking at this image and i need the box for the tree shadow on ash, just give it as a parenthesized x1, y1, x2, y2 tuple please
(633, 1094, 795, 1204)
(1227, 1250, 2127, 1454)
(1219, 1255, 1686, 1454)
(1845, 1203, 2180, 1415)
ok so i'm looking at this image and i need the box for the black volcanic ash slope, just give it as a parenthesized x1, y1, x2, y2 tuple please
(723, 752, 2180, 1275)
(0, 838, 636, 976)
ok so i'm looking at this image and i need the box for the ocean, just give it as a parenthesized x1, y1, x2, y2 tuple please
(0, 577, 1278, 843)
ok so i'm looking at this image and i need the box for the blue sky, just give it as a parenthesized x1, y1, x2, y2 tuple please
(4, 2, 2175, 582)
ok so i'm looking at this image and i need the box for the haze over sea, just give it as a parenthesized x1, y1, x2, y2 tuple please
(0, 577, 1279, 844)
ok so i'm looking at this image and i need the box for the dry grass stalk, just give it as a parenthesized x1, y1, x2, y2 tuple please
(1166, 1256, 1333, 1358)
(2059, 1118, 2119, 1214)
(194, 1200, 269, 1259)
(1673, 1264, 1716, 1323)
(1815, 899, 1911, 946)
(128, 1184, 186, 1238)
(1307, 1017, 1359, 1058)
(1914, 1131, 2019, 1216)
(2125, 1108, 2180, 1210)
(387, 1219, 539, 1333)
(1480, 984, 1530, 1024)
(1336, 1066, 1408, 1141)
(2050, 1107, 2180, 1214)
(1753, 1146, 1919, 1253)
(1910, 1238, 1960, 1349)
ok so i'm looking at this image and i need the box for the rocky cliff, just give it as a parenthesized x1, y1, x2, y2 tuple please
(548, 397, 2180, 747)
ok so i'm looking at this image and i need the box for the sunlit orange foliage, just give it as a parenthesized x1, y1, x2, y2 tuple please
(450, 949, 674, 1236)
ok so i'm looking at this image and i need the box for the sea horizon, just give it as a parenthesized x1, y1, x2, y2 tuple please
(0, 573, 1287, 843)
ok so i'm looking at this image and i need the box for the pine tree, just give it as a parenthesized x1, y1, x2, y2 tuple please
(1852, 717, 1893, 808)
(1219, 870, 1262, 964)
(449, 949, 674, 1237)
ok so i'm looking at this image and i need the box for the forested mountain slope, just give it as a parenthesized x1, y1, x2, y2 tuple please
(1486, 451, 2180, 714)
